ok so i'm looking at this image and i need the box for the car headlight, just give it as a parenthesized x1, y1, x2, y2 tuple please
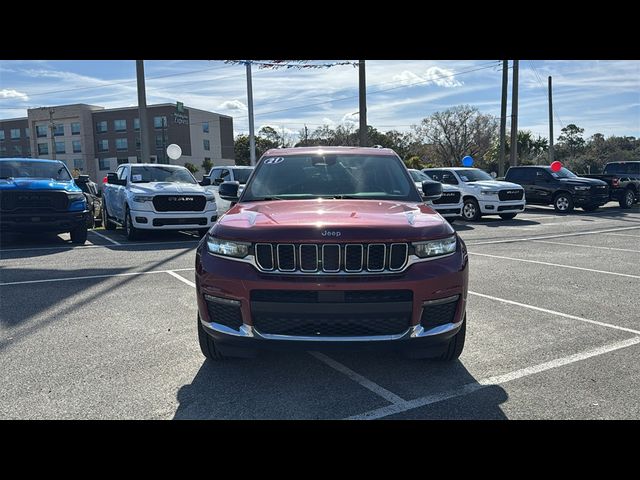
(480, 189, 498, 196)
(67, 193, 85, 203)
(573, 186, 590, 191)
(205, 194, 216, 202)
(413, 236, 457, 258)
(133, 195, 154, 202)
(206, 236, 250, 258)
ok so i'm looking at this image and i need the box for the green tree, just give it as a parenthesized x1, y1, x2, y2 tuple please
(557, 124, 585, 160)
(201, 158, 213, 174)
(183, 162, 199, 174)
(403, 156, 423, 169)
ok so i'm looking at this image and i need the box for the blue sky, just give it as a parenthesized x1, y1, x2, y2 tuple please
(1, 60, 638, 142)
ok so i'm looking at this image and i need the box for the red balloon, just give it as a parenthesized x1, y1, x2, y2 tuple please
(550, 161, 562, 172)
(102, 176, 108, 183)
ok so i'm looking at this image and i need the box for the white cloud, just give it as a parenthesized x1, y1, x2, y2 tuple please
(0, 89, 29, 101)
(342, 112, 359, 124)
(219, 100, 247, 111)
(321, 117, 336, 125)
(391, 66, 462, 89)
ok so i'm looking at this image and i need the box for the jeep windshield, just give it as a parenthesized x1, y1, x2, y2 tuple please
(0, 160, 71, 181)
(130, 166, 196, 184)
(242, 154, 421, 202)
(457, 169, 493, 182)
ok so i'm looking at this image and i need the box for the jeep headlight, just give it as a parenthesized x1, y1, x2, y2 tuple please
(133, 195, 154, 202)
(413, 236, 457, 258)
(206, 236, 250, 258)
(573, 186, 590, 191)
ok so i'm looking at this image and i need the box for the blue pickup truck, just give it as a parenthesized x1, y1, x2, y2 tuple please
(0, 158, 90, 244)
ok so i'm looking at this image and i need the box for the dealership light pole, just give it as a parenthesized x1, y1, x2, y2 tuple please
(358, 60, 367, 147)
(246, 61, 256, 166)
(548, 75, 554, 163)
(509, 60, 519, 167)
(498, 60, 508, 177)
(136, 60, 150, 163)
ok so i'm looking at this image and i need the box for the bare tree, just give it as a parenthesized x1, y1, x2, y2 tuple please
(413, 105, 498, 167)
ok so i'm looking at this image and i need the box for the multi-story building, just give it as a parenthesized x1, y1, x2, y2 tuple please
(0, 103, 235, 181)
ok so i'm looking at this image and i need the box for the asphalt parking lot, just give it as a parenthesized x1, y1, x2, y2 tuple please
(1, 201, 639, 419)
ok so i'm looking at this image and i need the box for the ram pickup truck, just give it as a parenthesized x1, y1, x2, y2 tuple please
(102, 163, 217, 240)
(423, 167, 525, 221)
(409, 169, 462, 222)
(505, 165, 609, 213)
(200, 165, 254, 216)
(0, 158, 90, 243)
(196, 147, 469, 362)
(583, 161, 640, 209)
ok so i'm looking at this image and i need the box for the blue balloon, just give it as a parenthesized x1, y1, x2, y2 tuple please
(462, 156, 474, 167)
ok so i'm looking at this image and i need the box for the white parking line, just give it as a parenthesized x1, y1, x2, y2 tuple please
(348, 336, 640, 419)
(604, 232, 640, 238)
(0, 239, 199, 254)
(309, 351, 406, 405)
(468, 252, 640, 280)
(469, 291, 640, 335)
(89, 230, 121, 246)
(166, 270, 196, 288)
(532, 239, 640, 254)
(0, 267, 194, 286)
(466, 225, 640, 246)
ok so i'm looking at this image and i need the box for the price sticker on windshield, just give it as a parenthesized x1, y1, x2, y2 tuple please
(263, 157, 284, 165)
(132, 174, 142, 181)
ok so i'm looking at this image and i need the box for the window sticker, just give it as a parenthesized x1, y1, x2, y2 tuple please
(132, 174, 142, 181)
(263, 157, 284, 165)
(460, 175, 469, 182)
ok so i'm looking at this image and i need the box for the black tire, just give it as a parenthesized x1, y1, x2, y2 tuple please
(619, 189, 635, 209)
(582, 205, 599, 212)
(197, 316, 225, 361)
(198, 228, 210, 238)
(102, 203, 116, 230)
(438, 316, 466, 361)
(88, 208, 96, 229)
(553, 192, 574, 213)
(499, 213, 517, 220)
(123, 207, 139, 241)
(461, 198, 481, 221)
(70, 225, 88, 244)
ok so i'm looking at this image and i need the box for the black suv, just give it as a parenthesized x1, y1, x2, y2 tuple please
(505, 165, 609, 213)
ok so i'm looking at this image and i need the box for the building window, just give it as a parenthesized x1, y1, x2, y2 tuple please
(72, 140, 82, 153)
(74, 159, 84, 171)
(25, 127, 30, 138)
(115, 138, 128, 151)
(53, 124, 64, 136)
(155, 133, 167, 149)
(133, 118, 140, 130)
(13, 145, 23, 155)
(203, 139, 210, 151)
(11, 128, 21, 139)
(38, 143, 49, 155)
(202, 122, 209, 133)
(55, 141, 66, 154)
(154, 116, 167, 128)
(114, 119, 127, 132)
(71, 122, 80, 135)
(135, 136, 141, 150)
(36, 125, 48, 137)
(117, 158, 128, 165)
(98, 139, 109, 152)
(0, 145, 7, 155)
(99, 158, 111, 170)
(0, 130, 4, 141)
(96, 121, 108, 133)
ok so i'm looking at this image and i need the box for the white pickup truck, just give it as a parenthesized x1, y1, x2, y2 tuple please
(408, 169, 462, 222)
(102, 163, 217, 240)
(200, 165, 254, 216)
(423, 167, 525, 221)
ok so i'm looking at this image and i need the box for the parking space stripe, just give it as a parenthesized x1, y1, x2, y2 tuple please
(310, 351, 406, 405)
(89, 230, 122, 245)
(532, 239, 640, 253)
(0, 239, 199, 254)
(468, 251, 640, 279)
(166, 270, 196, 288)
(466, 225, 640, 246)
(469, 291, 640, 335)
(348, 336, 640, 420)
(604, 232, 640, 238)
(0, 268, 194, 286)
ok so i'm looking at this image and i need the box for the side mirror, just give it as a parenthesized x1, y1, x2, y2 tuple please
(219, 181, 240, 201)
(422, 180, 442, 201)
(199, 177, 211, 186)
(213, 177, 224, 186)
(106, 172, 120, 185)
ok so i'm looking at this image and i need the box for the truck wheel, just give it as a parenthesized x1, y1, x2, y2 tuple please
(197, 315, 225, 361)
(123, 208, 139, 241)
(438, 315, 466, 361)
(102, 204, 116, 230)
(70, 225, 88, 244)
(462, 198, 481, 221)
(619, 189, 635, 209)
(499, 213, 517, 220)
(553, 193, 574, 213)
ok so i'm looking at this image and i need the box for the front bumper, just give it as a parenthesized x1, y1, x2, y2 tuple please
(432, 201, 463, 218)
(478, 198, 525, 214)
(573, 192, 610, 207)
(0, 210, 90, 233)
(195, 240, 468, 352)
(130, 208, 218, 230)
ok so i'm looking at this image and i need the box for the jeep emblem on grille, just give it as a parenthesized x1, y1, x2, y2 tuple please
(321, 230, 341, 237)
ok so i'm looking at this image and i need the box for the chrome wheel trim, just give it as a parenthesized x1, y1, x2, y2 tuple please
(463, 202, 476, 219)
(556, 196, 569, 211)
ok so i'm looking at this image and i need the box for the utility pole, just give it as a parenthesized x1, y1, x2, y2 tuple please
(548, 76, 554, 163)
(498, 60, 508, 177)
(161, 118, 167, 164)
(304, 124, 308, 146)
(246, 61, 256, 166)
(48, 108, 56, 160)
(358, 60, 367, 147)
(509, 60, 519, 167)
(282, 125, 285, 147)
(136, 60, 150, 163)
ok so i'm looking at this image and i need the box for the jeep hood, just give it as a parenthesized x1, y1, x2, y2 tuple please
(212, 199, 454, 243)
(128, 182, 206, 195)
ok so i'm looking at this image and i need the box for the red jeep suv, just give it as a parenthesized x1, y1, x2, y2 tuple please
(195, 147, 469, 361)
